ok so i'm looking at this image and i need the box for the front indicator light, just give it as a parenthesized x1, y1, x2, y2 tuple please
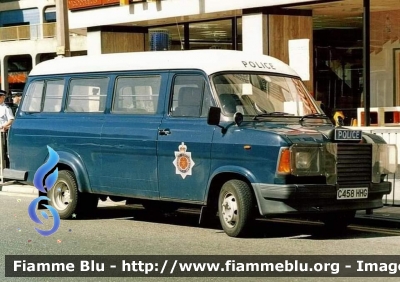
(277, 148, 291, 174)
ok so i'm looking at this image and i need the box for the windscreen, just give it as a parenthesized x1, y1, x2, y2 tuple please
(212, 73, 326, 123)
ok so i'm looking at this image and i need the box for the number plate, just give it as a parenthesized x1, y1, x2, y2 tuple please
(337, 187, 368, 200)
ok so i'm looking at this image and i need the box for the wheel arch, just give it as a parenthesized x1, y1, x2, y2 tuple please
(54, 151, 92, 193)
(205, 166, 259, 212)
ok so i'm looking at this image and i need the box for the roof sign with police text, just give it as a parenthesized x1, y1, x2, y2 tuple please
(334, 129, 362, 141)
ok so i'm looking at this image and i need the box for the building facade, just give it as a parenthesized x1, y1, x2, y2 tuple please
(0, 0, 86, 92)
(1, 0, 400, 124)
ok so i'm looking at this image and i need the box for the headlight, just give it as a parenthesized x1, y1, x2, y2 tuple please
(276, 144, 337, 182)
(295, 152, 312, 169)
(290, 145, 323, 176)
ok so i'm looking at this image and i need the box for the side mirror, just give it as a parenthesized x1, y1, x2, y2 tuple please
(207, 106, 221, 126)
(207, 107, 227, 134)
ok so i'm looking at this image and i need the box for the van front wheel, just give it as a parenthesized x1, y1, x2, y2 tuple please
(218, 180, 254, 237)
(48, 170, 98, 219)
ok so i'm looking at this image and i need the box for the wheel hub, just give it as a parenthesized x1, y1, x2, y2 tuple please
(52, 181, 71, 211)
(221, 193, 238, 228)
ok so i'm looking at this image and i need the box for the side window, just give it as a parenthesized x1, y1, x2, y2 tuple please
(43, 80, 64, 112)
(66, 77, 108, 113)
(21, 81, 44, 112)
(170, 75, 212, 117)
(112, 76, 161, 115)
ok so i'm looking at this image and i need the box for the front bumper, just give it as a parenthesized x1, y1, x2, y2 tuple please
(252, 182, 392, 216)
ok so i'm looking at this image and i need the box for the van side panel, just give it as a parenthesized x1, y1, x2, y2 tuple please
(100, 115, 162, 198)
(8, 112, 104, 189)
(98, 72, 168, 198)
(157, 117, 214, 202)
(157, 71, 215, 202)
(209, 127, 288, 185)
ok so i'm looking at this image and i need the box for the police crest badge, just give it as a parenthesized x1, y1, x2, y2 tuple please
(173, 142, 195, 179)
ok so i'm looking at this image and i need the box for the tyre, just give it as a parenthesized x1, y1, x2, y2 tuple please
(321, 210, 356, 231)
(47, 170, 98, 219)
(218, 180, 255, 237)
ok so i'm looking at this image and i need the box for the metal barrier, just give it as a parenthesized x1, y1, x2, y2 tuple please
(355, 126, 400, 206)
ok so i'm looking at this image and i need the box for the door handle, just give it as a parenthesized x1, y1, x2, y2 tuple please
(158, 129, 171, 135)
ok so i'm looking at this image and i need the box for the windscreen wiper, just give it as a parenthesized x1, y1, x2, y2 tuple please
(253, 112, 294, 120)
(299, 113, 330, 124)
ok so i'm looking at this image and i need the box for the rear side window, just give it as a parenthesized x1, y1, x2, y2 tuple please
(112, 76, 161, 114)
(66, 77, 108, 113)
(43, 80, 64, 112)
(21, 81, 44, 112)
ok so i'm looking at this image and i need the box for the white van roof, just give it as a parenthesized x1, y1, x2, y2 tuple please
(30, 50, 300, 77)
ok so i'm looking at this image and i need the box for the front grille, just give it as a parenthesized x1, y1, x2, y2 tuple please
(337, 144, 372, 185)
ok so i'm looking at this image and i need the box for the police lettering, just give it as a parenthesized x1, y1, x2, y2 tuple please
(337, 130, 361, 140)
(242, 61, 276, 70)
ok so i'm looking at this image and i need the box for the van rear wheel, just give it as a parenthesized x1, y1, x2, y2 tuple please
(48, 170, 98, 219)
(218, 180, 254, 237)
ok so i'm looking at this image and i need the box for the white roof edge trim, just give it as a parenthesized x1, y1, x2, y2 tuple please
(29, 50, 300, 78)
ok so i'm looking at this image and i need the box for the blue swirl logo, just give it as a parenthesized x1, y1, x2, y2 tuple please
(28, 196, 61, 236)
(28, 146, 60, 236)
(33, 146, 59, 193)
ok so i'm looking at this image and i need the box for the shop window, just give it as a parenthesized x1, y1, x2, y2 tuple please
(189, 19, 233, 50)
(148, 18, 241, 51)
(148, 25, 184, 51)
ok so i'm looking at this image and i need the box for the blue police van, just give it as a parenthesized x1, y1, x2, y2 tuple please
(4, 50, 396, 237)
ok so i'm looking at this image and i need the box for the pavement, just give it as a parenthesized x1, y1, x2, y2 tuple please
(1, 181, 400, 229)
